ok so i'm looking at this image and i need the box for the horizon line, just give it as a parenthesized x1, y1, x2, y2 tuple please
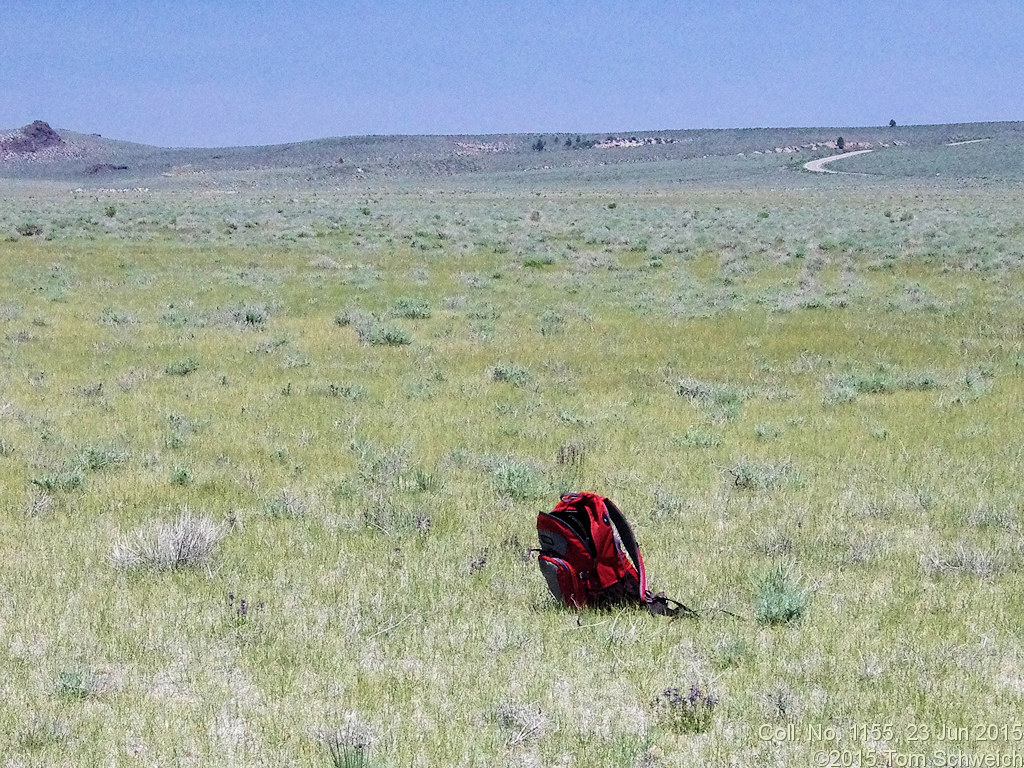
(5, 117, 1020, 152)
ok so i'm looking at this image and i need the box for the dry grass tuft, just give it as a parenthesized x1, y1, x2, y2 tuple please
(314, 713, 376, 768)
(111, 510, 225, 572)
(922, 542, 1011, 579)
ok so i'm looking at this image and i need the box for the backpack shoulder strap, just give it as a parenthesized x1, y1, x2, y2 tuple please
(604, 496, 701, 619)
(602, 497, 648, 602)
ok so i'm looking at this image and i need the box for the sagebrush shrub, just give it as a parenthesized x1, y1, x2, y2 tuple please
(82, 445, 128, 471)
(54, 667, 115, 699)
(165, 357, 199, 376)
(390, 297, 431, 319)
(364, 324, 411, 346)
(539, 309, 565, 335)
(31, 468, 83, 493)
(755, 565, 809, 625)
(489, 363, 530, 386)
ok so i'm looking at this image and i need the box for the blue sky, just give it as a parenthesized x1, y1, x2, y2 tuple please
(2, 0, 1021, 147)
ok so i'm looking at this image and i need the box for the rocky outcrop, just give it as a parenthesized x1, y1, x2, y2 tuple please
(0, 120, 64, 153)
(86, 163, 129, 174)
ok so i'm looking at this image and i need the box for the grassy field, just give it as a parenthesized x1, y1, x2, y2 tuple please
(2, 132, 1024, 767)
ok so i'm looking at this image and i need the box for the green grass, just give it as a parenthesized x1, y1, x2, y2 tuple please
(1, 157, 1023, 766)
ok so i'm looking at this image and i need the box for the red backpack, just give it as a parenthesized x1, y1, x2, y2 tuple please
(537, 492, 691, 616)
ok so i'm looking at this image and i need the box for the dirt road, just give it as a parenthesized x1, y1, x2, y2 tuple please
(804, 149, 874, 173)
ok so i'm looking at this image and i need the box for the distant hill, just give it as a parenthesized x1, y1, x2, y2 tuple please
(1, 119, 1022, 183)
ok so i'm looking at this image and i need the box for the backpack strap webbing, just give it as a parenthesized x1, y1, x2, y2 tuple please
(646, 593, 700, 619)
